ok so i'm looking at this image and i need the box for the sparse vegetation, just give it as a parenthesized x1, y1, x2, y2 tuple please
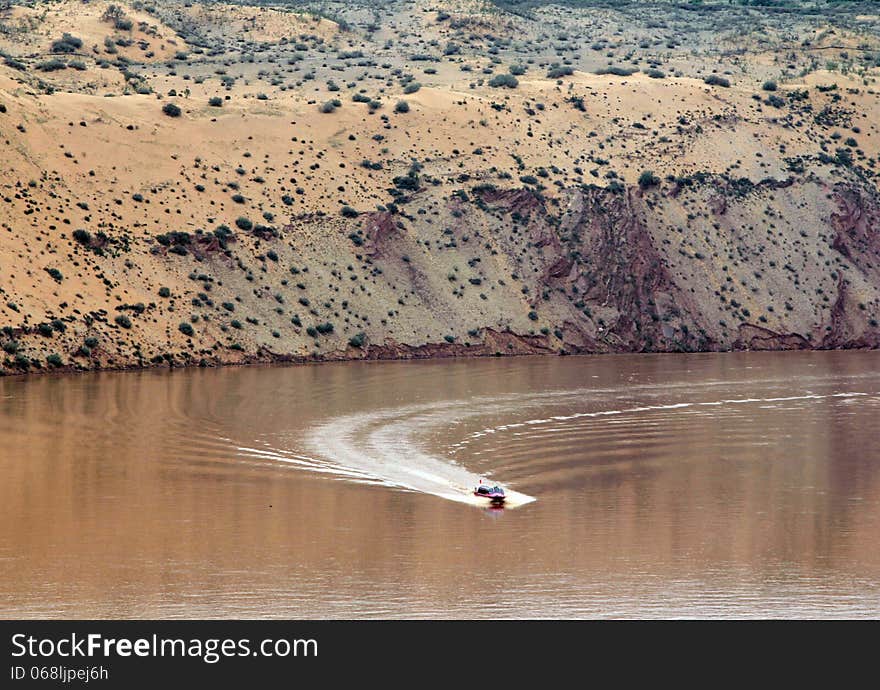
(50, 34, 82, 54)
(704, 74, 731, 88)
(638, 171, 660, 189)
(488, 73, 519, 88)
(1, 0, 879, 377)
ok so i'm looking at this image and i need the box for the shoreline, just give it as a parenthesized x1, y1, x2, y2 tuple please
(2, 333, 878, 381)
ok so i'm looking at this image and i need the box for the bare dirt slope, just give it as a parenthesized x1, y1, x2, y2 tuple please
(1, 0, 879, 374)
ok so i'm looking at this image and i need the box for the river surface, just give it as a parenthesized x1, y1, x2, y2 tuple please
(2, 351, 879, 618)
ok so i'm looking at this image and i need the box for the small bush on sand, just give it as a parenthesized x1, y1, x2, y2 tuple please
(50, 34, 82, 54)
(704, 74, 730, 88)
(547, 65, 574, 78)
(638, 170, 660, 188)
(488, 73, 518, 88)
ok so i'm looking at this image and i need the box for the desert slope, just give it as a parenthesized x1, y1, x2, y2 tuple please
(1, 0, 879, 375)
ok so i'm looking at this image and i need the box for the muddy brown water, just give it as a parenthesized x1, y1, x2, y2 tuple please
(2, 351, 879, 618)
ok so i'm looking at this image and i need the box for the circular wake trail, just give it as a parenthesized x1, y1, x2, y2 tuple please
(261, 372, 876, 508)
(305, 397, 537, 508)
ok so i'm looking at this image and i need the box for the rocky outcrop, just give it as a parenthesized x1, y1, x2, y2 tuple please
(361, 210, 399, 257)
(560, 186, 715, 352)
(734, 324, 812, 351)
(830, 183, 880, 281)
(5, 174, 880, 378)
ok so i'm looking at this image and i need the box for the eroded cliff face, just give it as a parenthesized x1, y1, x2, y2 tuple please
(462, 174, 880, 358)
(3, 169, 880, 376)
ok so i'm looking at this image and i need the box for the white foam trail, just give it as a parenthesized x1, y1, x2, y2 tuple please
(459, 392, 869, 445)
(305, 400, 537, 508)
(236, 372, 875, 508)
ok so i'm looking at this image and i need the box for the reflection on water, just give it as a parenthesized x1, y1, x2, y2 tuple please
(1, 351, 879, 618)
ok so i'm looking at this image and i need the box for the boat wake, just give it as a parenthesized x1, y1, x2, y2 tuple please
(231, 372, 876, 509)
(302, 397, 538, 508)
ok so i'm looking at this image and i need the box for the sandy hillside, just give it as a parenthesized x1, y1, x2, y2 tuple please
(0, 0, 879, 375)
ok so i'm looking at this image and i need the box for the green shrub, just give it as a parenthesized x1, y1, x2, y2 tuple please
(392, 174, 419, 191)
(638, 170, 660, 188)
(488, 73, 518, 88)
(595, 66, 637, 77)
(45, 268, 63, 282)
(72, 229, 92, 245)
(115, 314, 132, 329)
(37, 59, 67, 72)
(46, 353, 63, 367)
(51, 33, 83, 54)
(394, 100, 410, 113)
(704, 74, 730, 88)
(348, 332, 366, 348)
(162, 102, 182, 117)
(208, 96, 223, 107)
(158, 287, 171, 298)
(178, 322, 194, 337)
(547, 65, 574, 79)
